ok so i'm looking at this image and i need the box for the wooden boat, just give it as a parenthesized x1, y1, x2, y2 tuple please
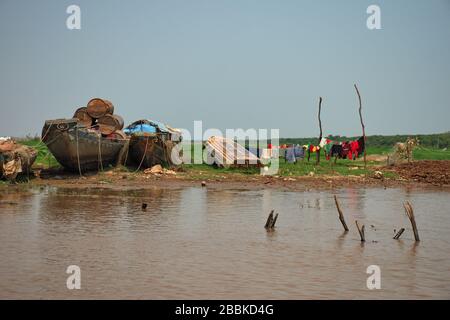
(42, 118, 129, 172)
(124, 119, 182, 168)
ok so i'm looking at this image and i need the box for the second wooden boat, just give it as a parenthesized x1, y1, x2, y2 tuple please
(124, 119, 182, 168)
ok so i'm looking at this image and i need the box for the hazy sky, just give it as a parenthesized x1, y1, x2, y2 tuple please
(0, 0, 449, 138)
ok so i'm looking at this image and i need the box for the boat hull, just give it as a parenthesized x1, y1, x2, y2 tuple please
(42, 119, 128, 172)
(128, 134, 179, 168)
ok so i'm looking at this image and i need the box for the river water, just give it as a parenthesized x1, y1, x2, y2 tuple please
(0, 185, 449, 299)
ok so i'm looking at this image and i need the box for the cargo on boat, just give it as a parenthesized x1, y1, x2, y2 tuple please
(124, 119, 182, 168)
(42, 118, 128, 172)
(42, 99, 129, 172)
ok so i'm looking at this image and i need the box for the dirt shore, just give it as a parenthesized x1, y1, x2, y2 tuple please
(382, 160, 450, 186)
(0, 160, 443, 192)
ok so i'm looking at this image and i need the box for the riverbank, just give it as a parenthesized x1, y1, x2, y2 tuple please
(2, 159, 448, 192)
(2, 138, 450, 190)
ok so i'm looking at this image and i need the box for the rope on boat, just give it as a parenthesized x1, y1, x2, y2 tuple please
(162, 139, 171, 167)
(135, 136, 149, 172)
(25, 122, 54, 151)
(123, 141, 130, 167)
(75, 127, 83, 177)
(98, 133, 103, 172)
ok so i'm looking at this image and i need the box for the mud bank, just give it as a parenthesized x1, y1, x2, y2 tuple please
(383, 160, 450, 185)
(2, 160, 448, 192)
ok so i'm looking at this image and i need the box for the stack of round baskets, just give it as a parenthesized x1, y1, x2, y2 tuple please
(73, 98, 126, 139)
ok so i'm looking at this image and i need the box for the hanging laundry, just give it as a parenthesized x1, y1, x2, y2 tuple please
(285, 147, 296, 163)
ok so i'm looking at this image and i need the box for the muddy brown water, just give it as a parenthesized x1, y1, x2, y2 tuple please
(0, 185, 449, 299)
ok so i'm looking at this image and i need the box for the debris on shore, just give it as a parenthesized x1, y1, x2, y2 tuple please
(0, 137, 37, 182)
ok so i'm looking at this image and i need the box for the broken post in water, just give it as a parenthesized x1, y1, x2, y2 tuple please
(355, 220, 365, 242)
(264, 210, 274, 229)
(393, 228, 406, 240)
(270, 213, 279, 229)
(265, 210, 278, 231)
(404, 201, 420, 241)
(334, 195, 349, 232)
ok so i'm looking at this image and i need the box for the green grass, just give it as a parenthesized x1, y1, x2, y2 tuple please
(18, 138, 60, 168)
(365, 145, 450, 160)
(181, 158, 376, 178)
(8, 138, 449, 180)
(365, 146, 392, 155)
(412, 147, 450, 160)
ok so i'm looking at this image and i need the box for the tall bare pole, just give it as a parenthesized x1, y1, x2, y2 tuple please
(354, 84, 366, 168)
(316, 97, 323, 165)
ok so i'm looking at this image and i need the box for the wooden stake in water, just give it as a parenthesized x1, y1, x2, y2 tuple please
(404, 201, 420, 241)
(270, 213, 279, 229)
(393, 228, 405, 240)
(355, 220, 365, 242)
(334, 195, 349, 232)
(265, 210, 278, 230)
(265, 210, 274, 229)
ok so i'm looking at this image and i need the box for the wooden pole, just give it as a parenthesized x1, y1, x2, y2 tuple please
(355, 220, 365, 242)
(265, 210, 274, 229)
(404, 201, 420, 241)
(316, 97, 323, 165)
(270, 213, 279, 229)
(354, 84, 367, 169)
(393, 228, 405, 240)
(334, 195, 349, 232)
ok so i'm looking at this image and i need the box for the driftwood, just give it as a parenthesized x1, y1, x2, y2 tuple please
(393, 228, 405, 240)
(316, 97, 323, 165)
(334, 195, 349, 232)
(265, 210, 278, 230)
(404, 201, 420, 241)
(354, 84, 367, 169)
(355, 220, 365, 242)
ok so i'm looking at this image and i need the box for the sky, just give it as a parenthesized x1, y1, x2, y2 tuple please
(0, 0, 449, 138)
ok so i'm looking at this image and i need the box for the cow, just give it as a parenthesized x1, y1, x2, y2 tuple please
(394, 137, 419, 163)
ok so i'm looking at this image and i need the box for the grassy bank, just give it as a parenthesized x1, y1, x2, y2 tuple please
(18, 138, 59, 168)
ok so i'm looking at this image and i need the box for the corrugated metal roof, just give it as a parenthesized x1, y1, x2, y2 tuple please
(205, 136, 260, 167)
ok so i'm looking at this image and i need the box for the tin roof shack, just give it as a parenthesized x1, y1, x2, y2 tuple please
(204, 136, 260, 168)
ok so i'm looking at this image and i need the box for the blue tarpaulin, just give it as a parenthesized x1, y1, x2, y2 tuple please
(124, 123, 156, 134)
(124, 119, 172, 134)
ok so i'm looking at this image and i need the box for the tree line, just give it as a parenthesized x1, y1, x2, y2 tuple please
(279, 132, 450, 149)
